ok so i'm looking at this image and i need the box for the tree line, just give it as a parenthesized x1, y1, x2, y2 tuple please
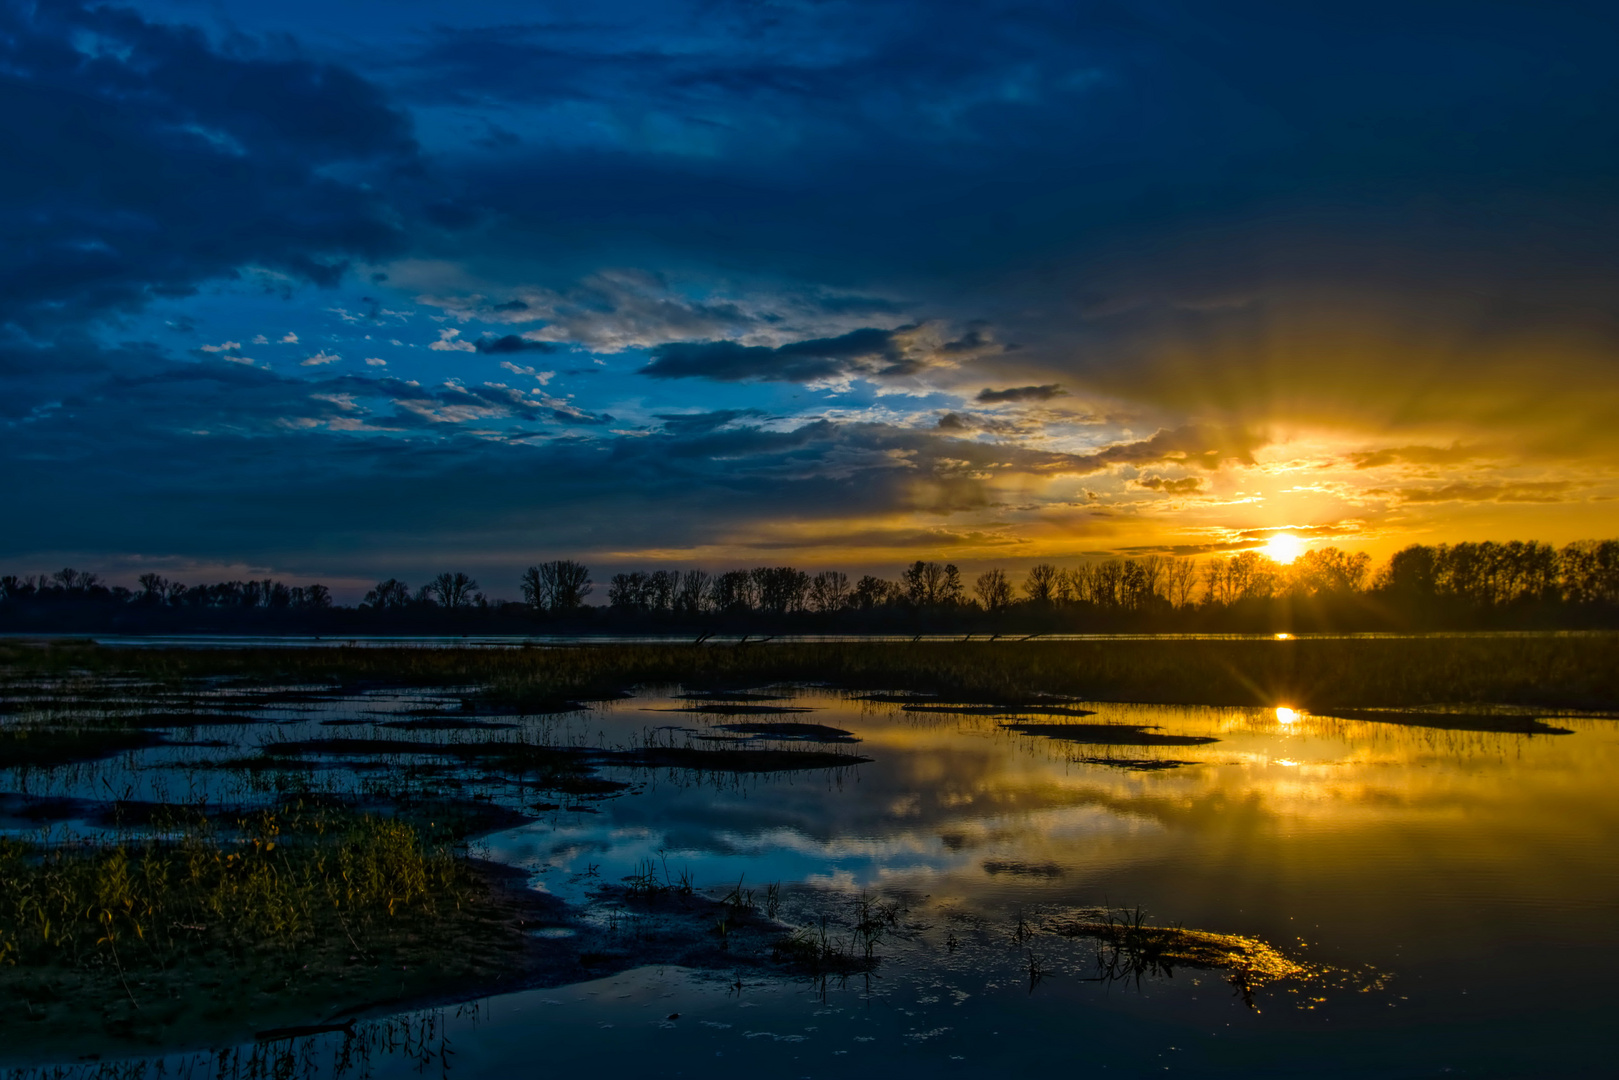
(2, 540, 1616, 633)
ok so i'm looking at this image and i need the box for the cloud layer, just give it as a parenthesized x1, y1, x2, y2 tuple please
(2, 0, 1617, 590)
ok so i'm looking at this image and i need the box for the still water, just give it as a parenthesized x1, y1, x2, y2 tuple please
(5, 687, 1618, 1077)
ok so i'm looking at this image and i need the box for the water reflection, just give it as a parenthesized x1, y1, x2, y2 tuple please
(3, 684, 1618, 1075)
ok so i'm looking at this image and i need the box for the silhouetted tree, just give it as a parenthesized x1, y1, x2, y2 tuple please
(903, 561, 955, 606)
(1090, 560, 1124, 607)
(646, 570, 679, 613)
(1163, 559, 1200, 608)
(1376, 545, 1438, 602)
(609, 572, 651, 611)
(1053, 567, 1078, 605)
(1124, 556, 1166, 609)
(293, 584, 333, 609)
(53, 568, 99, 592)
(364, 578, 412, 609)
(808, 570, 850, 613)
(675, 570, 711, 615)
(752, 567, 810, 614)
(523, 560, 592, 612)
(852, 575, 900, 611)
(136, 573, 168, 604)
(1205, 553, 1278, 605)
(1289, 548, 1372, 596)
(711, 570, 757, 612)
(1560, 540, 1619, 605)
(974, 568, 1012, 612)
(425, 572, 480, 609)
(1023, 563, 1059, 604)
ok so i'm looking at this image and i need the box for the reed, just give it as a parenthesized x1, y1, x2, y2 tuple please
(0, 804, 472, 979)
(6, 635, 1615, 712)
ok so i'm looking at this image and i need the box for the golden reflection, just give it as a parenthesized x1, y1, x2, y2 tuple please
(1275, 706, 1300, 724)
(1265, 532, 1305, 563)
(1274, 632, 1293, 640)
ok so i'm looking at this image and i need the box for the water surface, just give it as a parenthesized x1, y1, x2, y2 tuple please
(4, 685, 1617, 1077)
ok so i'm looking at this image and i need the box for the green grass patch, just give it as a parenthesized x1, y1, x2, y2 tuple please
(0, 803, 555, 1056)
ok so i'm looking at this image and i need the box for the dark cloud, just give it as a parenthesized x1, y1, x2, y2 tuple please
(0, 1, 418, 330)
(1373, 481, 1578, 505)
(932, 412, 1034, 437)
(0, 330, 1171, 577)
(654, 409, 770, 435)
(1069, 425, 1268, 474)
(641, 327, 929, 383)
(474, 335, 564, 355)
(975, 385, 1067, 404)
(400, 0, 1619, 452)
(1133, 475, 1204, 495)
(1346, 443, 1489, 470)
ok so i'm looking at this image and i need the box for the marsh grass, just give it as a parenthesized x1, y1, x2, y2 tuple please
(0, 723, 164, 769)
(0, 805, 469, 974)
(0, 797, 556, 1057)
(7, 635, 1616, 713)
(1047, 907, 1319, 1007)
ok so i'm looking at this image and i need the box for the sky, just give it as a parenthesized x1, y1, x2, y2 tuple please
(3, 0, 1617, 597)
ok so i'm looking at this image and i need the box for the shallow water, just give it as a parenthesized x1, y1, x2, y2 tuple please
(5, 686, 1618, 1077)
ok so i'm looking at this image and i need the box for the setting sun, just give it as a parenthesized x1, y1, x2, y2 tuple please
(1265, 533, 1305, 564)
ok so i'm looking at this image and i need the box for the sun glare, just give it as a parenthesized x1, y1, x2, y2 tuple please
(1275, 707, 1299, 725)
(1265, 533, 1305, 564)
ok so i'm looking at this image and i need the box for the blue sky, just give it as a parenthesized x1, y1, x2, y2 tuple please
(4, 0, 1617, 597)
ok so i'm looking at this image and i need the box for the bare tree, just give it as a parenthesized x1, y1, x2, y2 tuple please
(1067, 563, 1095, 605)
(524, 560, 592, 612)
(711, 570, 757, 612)
(1207, 552, 1277, 604)
(609, 572, 650, 611)
(1023, 563, 1060, 604)
(853, 575, 899, 610)
(1054, 567, 1077, 605)
(297, 584, 332, 609)
(1163, 559, 1200, 608)
(675, 569, 711, 614)
(425, 571, 481, 609)
(808, 570, 850, 613)
(137, 573, 168, 604)
(53, 568, 99, 591)
(903, 560, 951, 606)
(519, 566, 545, 610)
(1137, 556, 1166, 606)
(364, 578, 412, 609)
(1091, 560, 1124, 607)
(753, 567, 811, 613)
(646, 570, 679, 613)
(975, 568, 1013, 612)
